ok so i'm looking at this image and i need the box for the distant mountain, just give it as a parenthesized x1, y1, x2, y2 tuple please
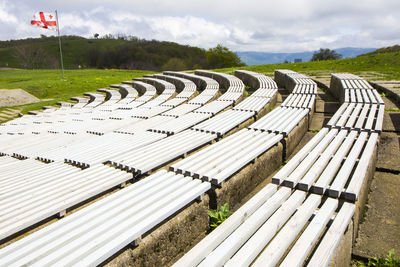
(236, 47, 377, 66)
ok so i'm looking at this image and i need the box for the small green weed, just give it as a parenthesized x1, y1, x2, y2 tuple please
(355, 249, 400, 267)
(209, 203, 231, 230)
(385, 108, 400, 112)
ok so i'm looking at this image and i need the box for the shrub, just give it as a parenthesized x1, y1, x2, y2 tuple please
(209, 203, 231, 230)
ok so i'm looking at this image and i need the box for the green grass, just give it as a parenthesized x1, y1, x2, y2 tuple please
(209, 203, 231, 230)
(214, 51, 400, 80)
(0, 69, 155, 113)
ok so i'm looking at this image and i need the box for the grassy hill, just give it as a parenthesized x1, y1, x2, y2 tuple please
(0, 36, 244, 71)
(0, 69, 154, 113)
(218, 49, 400, 80)
(0, 36, 206, 70)
(361, 45, 400, 56)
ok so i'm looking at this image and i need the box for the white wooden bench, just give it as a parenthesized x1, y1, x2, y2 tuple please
(164, 71, 220, 105)
(0, 170, 210, 266)
(234, 70, 278, 90)
(173, 186, 355, 267)
(0, 163, 132, 241)
(193, 100, 233, 115)
(249, 107, 309, 136)
(108, 129, 217, 175)
(161, 103, 202, 117)
(272, 127, 379, 201)
(170, 129, 283, 184)
(195, 70, 245, 103)
(192, 110, 254, 136)
(149, 112, 212, 135)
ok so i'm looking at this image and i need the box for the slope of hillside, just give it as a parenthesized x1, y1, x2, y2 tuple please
(220, 50, 400, 80)
(0, 36, 243, 71)
(360, 44, 400, 56)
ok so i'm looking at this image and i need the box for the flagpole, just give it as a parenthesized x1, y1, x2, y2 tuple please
(55, 10, 65, 80)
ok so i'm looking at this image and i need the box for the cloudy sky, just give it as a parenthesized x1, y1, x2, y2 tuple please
(1, 0, 399, 52)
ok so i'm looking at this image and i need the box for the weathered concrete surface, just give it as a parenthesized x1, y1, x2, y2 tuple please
(383, 112, 400, 133)
(283, 115, 309, 160)
(376, 133, 400, 172)
(352, 145, 377, 239)
(309, 113, 331, 132)
(370, 81, 400, 107)
(0, 89, 40, 107)
(329, 220, 354, 267)
(212, 142, 283, 210)
(287, 132, 317, 161)
(105, 195, 210, 267)
(380, 95, 400, 110)
(255, 93, 277, 120)
(315, 93, 340, 113)
(353, 172, 400, 258)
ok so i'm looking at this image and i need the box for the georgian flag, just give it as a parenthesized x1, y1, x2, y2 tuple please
(31, 12, 57, 31)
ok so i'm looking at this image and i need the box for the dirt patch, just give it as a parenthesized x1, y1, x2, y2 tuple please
(0, 89, 40, 107)
(353, 172, 400, 258)
(377, 133, 400, 172)
(383, 112, 400, 133)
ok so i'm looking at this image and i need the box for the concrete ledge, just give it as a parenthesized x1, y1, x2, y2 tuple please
(352, 144, 378, 239)
(210, 142, 283, 210)
(194, 70, 229, 90)
(370, 81, 400, 105)
(274, 71, 287, 88)
(328, 220, 353, 267)
(283, 114, 309, 160)
(105, 195, 210, 267)
(220, 115, 256, 139)
(255, 94, 277, 120)
(234, 70, 262, 89)
(312, 78, 330, 92)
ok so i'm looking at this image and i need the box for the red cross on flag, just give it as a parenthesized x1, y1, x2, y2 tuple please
(31, 12, 57, 31)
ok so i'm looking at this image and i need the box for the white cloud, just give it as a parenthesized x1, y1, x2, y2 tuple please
(1, 0, 400, 52)
(0, 1, 17, 25)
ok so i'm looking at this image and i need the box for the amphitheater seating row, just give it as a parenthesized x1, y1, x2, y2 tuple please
(170, 129, 283, 184)
(0, 73, 219, 242)
(1, 73, 224, 167)
(170, 70, 315, 184)
(0, 69, 311, 265)
(274, 73, 384, 202)
(173, 184, 355, 267)
(107, 70, 278, 175)
(149, 113, 212, 135)
(194, 70, 245, 104)
(0, 160, 132, 241)
(0, 170, 211, 266)
(40, 72, 244, 168)
(164, 71, 220, 105)
(108, 130, 217, 174)
(174, 70, 369, 267)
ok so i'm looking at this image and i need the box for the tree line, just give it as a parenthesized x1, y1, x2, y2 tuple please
(1, 35, 245, 70)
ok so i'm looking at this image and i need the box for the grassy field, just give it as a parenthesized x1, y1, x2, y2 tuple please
(1, 48, 399, 114)
(0, 69, 154, 113)
(215, 50, 400, 80)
